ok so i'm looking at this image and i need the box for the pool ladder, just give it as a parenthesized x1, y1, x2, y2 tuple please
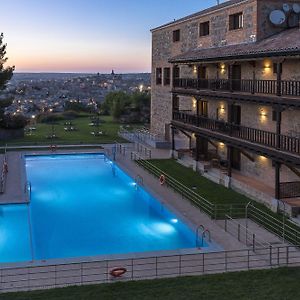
(134, 175, 144, 188)
(25, 181, 32, 202)
(196, 225, 211, 248)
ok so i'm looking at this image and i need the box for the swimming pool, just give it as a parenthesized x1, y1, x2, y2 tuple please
(0, 153, 216, 264)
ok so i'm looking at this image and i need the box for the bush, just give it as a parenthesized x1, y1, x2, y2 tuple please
(0, 114, 28, 129)
(37, 113, 65, 123)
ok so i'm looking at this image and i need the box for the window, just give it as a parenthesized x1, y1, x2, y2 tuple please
(199, 21, 210, 37)
(229, 12, 243, 30)
(156, 68, 162, 85)
(163, 68, 171, 85)
(173, 29, 180, 42)
(272, 110, 281, 122)
(197, 101, 208, 117)
(173, 66, 180, 79)
(172, 96, 179, 111)
(273, 63, 282, 74)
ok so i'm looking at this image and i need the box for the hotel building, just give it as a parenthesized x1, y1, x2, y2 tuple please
(151, 0, 300, 211)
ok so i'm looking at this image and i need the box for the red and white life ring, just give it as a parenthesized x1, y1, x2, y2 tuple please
(159, 174, 166, 185)
(110, 267, 127, 278)
(50, 145, 57, 152)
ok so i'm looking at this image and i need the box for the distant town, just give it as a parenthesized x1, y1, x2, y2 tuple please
(1, 72, 151, 118)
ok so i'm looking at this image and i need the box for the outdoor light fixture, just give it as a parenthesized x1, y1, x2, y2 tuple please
(193, 65, 197, 74)
(193, 99, 197, 108)
(220, 63, 226, 74)
(260, 109, 267, 118)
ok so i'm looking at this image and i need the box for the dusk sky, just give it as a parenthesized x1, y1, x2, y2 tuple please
(2, 0, 222, 73)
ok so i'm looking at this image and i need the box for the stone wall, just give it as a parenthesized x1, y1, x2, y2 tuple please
(257, 0, 300, 41)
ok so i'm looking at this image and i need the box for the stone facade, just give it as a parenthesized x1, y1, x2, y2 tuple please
(151, 0, 300, 192)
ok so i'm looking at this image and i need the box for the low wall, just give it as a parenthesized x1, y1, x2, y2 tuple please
(0, 128, 24, 141)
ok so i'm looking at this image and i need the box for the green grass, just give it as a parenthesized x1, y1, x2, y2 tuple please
(1, 116, 140, 146)
(140, 159, 300, 244)
(1, 267, 300, 300)
(150, 159, 251, 206)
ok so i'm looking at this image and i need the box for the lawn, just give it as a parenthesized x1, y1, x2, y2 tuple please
(1, 267, 299, 300)
(150, 159, 251, 205)
(2, 116, 138, 146)
(140, 159, 300, 244)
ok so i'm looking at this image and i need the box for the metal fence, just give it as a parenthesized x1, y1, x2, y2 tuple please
(1, 245, 299, 293)
(222, 215, 273, 251)
(0, 145, 8, 194)
(133, 155, 300, 246)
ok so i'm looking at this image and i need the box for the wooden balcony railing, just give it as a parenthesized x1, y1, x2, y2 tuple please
(173, 111, 300, 155)
(173, 78, 300, 97)
(279, 181, 300, 199)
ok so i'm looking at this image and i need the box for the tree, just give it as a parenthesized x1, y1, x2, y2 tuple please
(101, 91, 131, 119)
(0, 33, 14, 91)
(0, 33, 26, 130)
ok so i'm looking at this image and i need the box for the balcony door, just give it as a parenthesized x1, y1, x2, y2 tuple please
(231, 148, 241, 171)
(197, 100, 208, 117)
(229, 105, 241, 125)
(197, 66, 208, 88)
(231, 65, 241, 91)
(229, 105, 241, 170)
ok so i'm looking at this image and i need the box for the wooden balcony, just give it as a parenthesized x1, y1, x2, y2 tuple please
(173, 111, 300, 157)
(173, 78, 300, 98)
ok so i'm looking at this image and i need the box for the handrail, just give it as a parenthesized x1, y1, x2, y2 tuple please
(173, 78, 300, 97)
(0, 245, 300, 292)
(0, 144, 8, 194)
(225, 214, 272, 251)
(135, 174, 144, 186)
(195, 225, 205, 247)
(173, 111, 300, 155)
(246, 203, 300, 245)
(133, 152, 246, 218)
(25, 181, 32, 202)
(133, 155, 300, 246)
(201, 230, 211, 247)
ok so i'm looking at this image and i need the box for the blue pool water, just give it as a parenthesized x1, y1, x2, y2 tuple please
(0, 153, 213, 263)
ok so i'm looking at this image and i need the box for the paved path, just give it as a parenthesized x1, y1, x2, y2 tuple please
(0, 152, 27, 204)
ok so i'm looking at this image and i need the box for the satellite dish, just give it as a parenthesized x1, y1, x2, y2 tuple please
(269, 10, 286, 25)
(293, 3, 300, 13)
(283, 3, 291, 12)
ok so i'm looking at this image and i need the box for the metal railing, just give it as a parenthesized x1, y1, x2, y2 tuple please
(133, 155, 300, 246)
(223, 215, 273, 252)
(25, 181, 32, 202)
(119, 128, 165, 143)
(246, 203, 300, 245)
(173, 78, 300, 97)
(0, 145, 8, 194)
(279, 181, 300, 199)
(173, 111, 300, 155)
(0, 245, 299, 293)
(135, 142, 152, 159)
(133, 153, 245, 219)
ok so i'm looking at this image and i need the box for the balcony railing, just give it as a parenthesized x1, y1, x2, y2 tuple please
(280, 182, 300, 199)
(173, 111, 300, 155)
(173, 78, 300, 97)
